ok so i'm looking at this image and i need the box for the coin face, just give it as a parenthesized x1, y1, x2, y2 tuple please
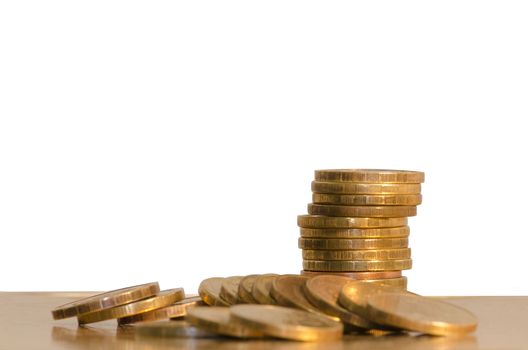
(302, 248, 411, 261)
(270, 275, 326, 316)
(198, 277, 230, 306)
(297, 215, 408, 229)
(300, 270, 402, 280)
(118, 296, 204, 324)
(238, 275, 259, 304)
(135, 320, 217, 338)
(230, 304, 344, 341)
(300, 226, 410, 239)
(312, 193, 423, 206)
(219, 276, 243, 305)
(308, 204, 417, 218)
(252, 274, 278, 305)
(303, 259, 412, 272)
(314, 169, 425, 184)
(186, 306, 264, 338)
(299, 238, 409, 250)
(366, 293, 478, 336)
(312, 181, 422, 195)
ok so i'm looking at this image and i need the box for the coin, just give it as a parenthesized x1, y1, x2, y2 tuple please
(312, 181, 422, 195)
(51, 282, 160, 320)
(230, 304, 344, 341)
(308, 204, 417, 218)
(313, 193, 422, 206)
(117, 296, 203, 324)
(300, 270, 403, 280)
(366, 292, 478, 336)
(302, 275, 379, 330)
(303, 259, 412, 272)
(186, 306, 264, 338)
(300, 226, 410, 239)
(238, 275, 259, 304)
(298, 215, 408, 229)
(77, 288, 185, 324)
(270, 275, 329, 317)
(198, 277, 230, 306)
(219, 276, 243, 305)
(299, 238, 409, 250)
(314, 169, 425, 184)
(302, 248, 411, 261)
(135, 320, 217, 338)
(252, 274, 278, 304)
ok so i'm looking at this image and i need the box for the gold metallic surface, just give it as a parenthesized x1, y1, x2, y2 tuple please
(51, 282, 160, 320)
(238, 275, 259, 304)
(300, 270, 403, 279)
(77, 288, 185, 324)
(308, 204, 417, 218)
(298, 215, 408, 228)
(302, 275, 379, 330)
(117, 296, 204, 324)
(300, 226, 410, 239)
(299, 238, 408, 250)
(219, 276, 243, 306)
(313, 193, 422, 206)
(366, 293, 478, 336)
(302, 248, 411, 261)
(230, 304, 344, 341)
(312, 181, 422, 195)
(252, 274, 279, 305)
(135, 320, 217, 338)
(303, 259, 412, 272)
(314, 169, 425, 184)
(198, 277, 230, 307)
(186, 306, 263, 338)
(269, 275, 327, 316)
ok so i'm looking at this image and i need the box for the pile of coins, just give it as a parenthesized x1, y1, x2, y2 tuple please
(298, 169, 424, 285)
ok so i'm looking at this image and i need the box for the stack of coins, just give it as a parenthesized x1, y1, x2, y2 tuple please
(298, 169, 424, 285)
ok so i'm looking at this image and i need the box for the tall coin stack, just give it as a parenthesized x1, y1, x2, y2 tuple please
(298, 169, 424, 287)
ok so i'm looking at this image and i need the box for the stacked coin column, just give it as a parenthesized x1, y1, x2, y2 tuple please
(297, 169, 424, 286)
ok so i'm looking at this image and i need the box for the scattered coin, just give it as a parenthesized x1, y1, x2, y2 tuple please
(314, 169, 425, 184)
(135, 320, 218, 338)
(186, 306, 263, 338)
(117, 296, 203, 324)
(313, 193, 422, 206)
(219, 276, 243, 305)
(308, 203, 417, 218)
(303, 259, 412, 272)
(298, 215, 408, 228)
(198, 277, 230, 306)
(312, 181, 422, 195)
(302, 248, 411, 261)
(299, 238, 409, 250)
(300, 226, 410, 239)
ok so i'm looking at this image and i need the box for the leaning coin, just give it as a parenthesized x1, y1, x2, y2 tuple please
(308, 204, 417, 218)
(230, 304, 343, 341)
(219, 276, 243, 305)
(300, 226, 410, 239)
(118, 296, 203, 324)
(270, 275, 330, 317)
(298, 215, 408, 229)
(135, 320, 217, 338)
(312, 181, 422, 195)
(313, 193, 423, 206)
(252, 274, 279, 305)
(186, 306, 264, 338)
(366, 292, 478, 336)
(303, 259, 412, 272)
(198, 277, 230, 306)
(314, 169, 425, 184)
(238, 275, 260, 304)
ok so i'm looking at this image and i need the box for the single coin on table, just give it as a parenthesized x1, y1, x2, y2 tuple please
(366, 292, 478, 336)
(302, 248, 411, 261)
(238, 275, 260, 304)
(118, 296, 204, 324)
(77, 288, 185, 324)
(314, 169, 425, 184)
(303, 275, 380, 330)
(297, 215, 408, 229)
(135, 320, 217, 338)
(230, 304, 344, 341)
(198, 277, 230, 306)
(311, 181, 422, 195)
(303, 259, 412, 272)
(186, 306, 264, 338)
(308, 204, 417, 218)
(51, 282, 160, 320)
(300, 226, 410, 239)
(252, 274, 279, 305)
(312, 193, 423, 206)
(300, 270, 402, 280)
(219, 276, 243, 305)
(299, 237, 409, 250)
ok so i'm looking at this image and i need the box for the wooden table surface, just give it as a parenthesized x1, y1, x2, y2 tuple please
(1, 292, 527, 350)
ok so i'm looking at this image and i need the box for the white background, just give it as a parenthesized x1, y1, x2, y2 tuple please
(1, 1, 527, 296)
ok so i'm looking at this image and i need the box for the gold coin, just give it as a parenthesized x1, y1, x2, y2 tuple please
(219, 276, 243, 305)
(338, 280, 410, 320)
(303, 259, 412, 272)
(186, 306, 264, 338)
(117, 296, 204, 325)
(312, 181, 421, 195)
(302, 248, 411, 261)
(366, 292, 478, 336)
(77, 288, 185, 324)
(270, 275, 331, 317)
(252, 274, 279, 305)
(300, 226, 410, 239)
(198, 277, 230, 306)
(135, 320, 217, 338)
(314, 169, 425, 184)
(298, 215, 408, 229)
(300, 270, 403, 280)
(51, 282, 160, 320)
(302, 275, 380, 330)
(308, 204, 417, 218)
(230, 304, 343, 341)
(299, 237, 408, 250)
(313, 193, 422, 206)
(238, 275, 259, 304)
